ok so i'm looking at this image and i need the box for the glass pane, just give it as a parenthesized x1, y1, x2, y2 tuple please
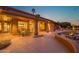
(18, 21, 28, 31)
(4, 23, 10, 32)
(38, 21, 45, 31)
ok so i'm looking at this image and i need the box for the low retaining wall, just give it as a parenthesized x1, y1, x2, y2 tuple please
(55, 34, 77, 53)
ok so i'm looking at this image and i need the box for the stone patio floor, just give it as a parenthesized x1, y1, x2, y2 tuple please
(0, 32, 69, 53)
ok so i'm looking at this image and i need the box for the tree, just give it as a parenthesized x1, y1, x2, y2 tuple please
(57, 22, 72, 29)
(32, 8, 36, 15)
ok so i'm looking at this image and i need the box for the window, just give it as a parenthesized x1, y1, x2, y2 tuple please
(18, 21, 28, 31)
(29, 20, 35, 33)
(39, 21, 45, 31)
(2, 15, 12, 21)
(4, 23, 10, 32)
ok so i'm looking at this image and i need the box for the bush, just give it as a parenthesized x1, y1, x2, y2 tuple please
(21, 30, 31, 36)
(0, 39, 11, 50)
(19, 30, 32, 36)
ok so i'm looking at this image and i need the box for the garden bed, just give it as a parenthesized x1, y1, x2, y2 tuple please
(0, 39, 11, 50)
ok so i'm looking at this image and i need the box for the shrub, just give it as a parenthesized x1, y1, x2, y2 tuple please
(18, 30, 32, 36)
(0, 39, 11, 50)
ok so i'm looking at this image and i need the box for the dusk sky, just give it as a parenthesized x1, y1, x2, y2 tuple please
(12, 6, 79, 25)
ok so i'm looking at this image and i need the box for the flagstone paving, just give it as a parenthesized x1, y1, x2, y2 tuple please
(0, 33, 69, 53)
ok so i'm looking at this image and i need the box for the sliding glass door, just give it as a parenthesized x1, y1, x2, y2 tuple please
(3, 22, 11, 32)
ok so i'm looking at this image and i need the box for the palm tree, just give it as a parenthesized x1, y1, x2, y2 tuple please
(32, 8, 36, 15)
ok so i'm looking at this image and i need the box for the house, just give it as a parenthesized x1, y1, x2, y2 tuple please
(0, 6, 56, 35)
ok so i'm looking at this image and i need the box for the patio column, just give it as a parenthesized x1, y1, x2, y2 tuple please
(45, 21, 49, 32)
(50, 23, 54, 32)
(27, 20, 30, 31)
(11, 18, 18, 34)
(1, 21, 4, 32)
(34, 14, 40, 36)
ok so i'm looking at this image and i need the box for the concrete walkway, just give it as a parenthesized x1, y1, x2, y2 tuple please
(0, 33, 69, 53)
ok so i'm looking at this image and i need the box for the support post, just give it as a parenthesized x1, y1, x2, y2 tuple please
(34, 14, 40, 37)
(1, 21, 4, 32)
(45, 21, 49, 32)
(11, 18, 18, 35)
